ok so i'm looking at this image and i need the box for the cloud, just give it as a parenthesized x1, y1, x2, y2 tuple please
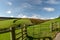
(43, 7, 55, 12)
(46, 0, 60, 4)
(15, 13, 59, 20)
(17, 14, 46, 19)
(49, 16, 59, 19)
(17, 14, 28, 18)
(10, 16, 14, 17)
(22, 15, 27, 18)
(6, 11, 12, 14)
(43, 16, 59, 19)
(17, 13, 59, 20)
(17, 14, 43, 19)
(30, 14, 40, 18)
(7, 2, 12, 6)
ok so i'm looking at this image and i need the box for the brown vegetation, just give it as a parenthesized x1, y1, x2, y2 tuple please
(30, 18, 49, 25)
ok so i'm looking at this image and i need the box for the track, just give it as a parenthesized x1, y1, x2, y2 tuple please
(54, 32, 60, 40)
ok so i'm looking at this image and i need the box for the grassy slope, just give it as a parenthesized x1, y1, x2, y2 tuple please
(0, 19, 16, 29)
(0, 29, 22, 40)
(1, 18, 60, 40)
(30, 18, 48, 25)
(15, 18, 32, 25)
(27, 18, 60, 38)
(0, 32, 10, 40)
(0, 18, 32, 29)
(0, 18, 32, 40)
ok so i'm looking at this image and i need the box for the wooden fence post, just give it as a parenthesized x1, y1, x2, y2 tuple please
(11, 27, 16, 40)
(50, 23, 53, 32)
(21, 26, 23, 40)
(57, 22, 60, 28)
(24, 25, 27, 40)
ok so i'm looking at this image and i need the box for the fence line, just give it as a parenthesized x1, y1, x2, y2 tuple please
(10, 24, 27, 40)
(6, 22, 60, 40)
(50, 22, 60, 32)
(27, 22, 60, 40)
(0, 22, 60, 40)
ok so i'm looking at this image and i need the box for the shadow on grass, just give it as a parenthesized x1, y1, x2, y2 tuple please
(27, 35, 53, 40)
(53, 28, 60, 32)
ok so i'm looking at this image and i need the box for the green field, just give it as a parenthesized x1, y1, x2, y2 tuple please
(0, 18, 60, 40)
(0, 18, 32, 29)
(0, 29, 22, 40)
(27, 18, 60, 38)
(0, 18, 32, 40)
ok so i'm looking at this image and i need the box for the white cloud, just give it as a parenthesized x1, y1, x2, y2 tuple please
(17, 14, 58, 20)
(17, 14, 46, 19)
(10, 16, 14, 17)
(30, 14, 40, 18)
(50, 17, 55, 19)
(22, 15, 27, 18)
(42, 16, 59, 19)
(6, 11, 12, 14)
(46, 0, 60, 4)
(17, 14, 28, 18)
(7, 2, 12, 6)
(17, 14, 41, 19)
(43, 7, 55, 12)
(49, 16, 58, 19)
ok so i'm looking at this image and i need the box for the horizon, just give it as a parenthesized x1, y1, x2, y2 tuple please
(0, 16, 58, 20)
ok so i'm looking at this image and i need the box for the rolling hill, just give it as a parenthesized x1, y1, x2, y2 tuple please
(27, 18, 60, 39)
(0, 17, 56, 40)
(0, 17, 48, 29)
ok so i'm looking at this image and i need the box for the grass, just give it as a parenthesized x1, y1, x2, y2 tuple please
(15, 18, 32, 25)
(27, 18, 60, 39)
(27, 25, 56, 38)
(0, 19, 16, 29)
(0, 18, 32, 40)
(0, 18, 32, 29)
(0, 32, 11, 40)
(0, 29, 22, 40)
(0, 18, 60, 40)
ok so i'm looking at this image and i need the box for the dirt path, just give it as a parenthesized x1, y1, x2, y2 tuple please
(54, 33, 60, 40)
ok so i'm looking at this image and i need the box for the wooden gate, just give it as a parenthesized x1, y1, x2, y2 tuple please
(10, 24, 27, 40)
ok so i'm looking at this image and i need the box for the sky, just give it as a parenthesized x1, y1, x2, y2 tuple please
(0, 0, 60, 19)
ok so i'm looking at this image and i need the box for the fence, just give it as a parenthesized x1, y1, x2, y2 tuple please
(27, 26, 53, 40)
(10, 24, 27, 40)
(0, 22, 60, 40)
(27, 22, 60, 40)
(50, 22, 60, 32)
(0, 24, 27, 40)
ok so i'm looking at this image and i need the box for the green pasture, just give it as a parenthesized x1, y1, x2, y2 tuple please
(27, 18, 60, 38)
(0, 18, 32, 40)
(0, 18, 60, 40)
(0, 18, 32, 29)
(0, 19, 15, 29)
(0, 29, 22, 40)
(0, 32, 10, 40)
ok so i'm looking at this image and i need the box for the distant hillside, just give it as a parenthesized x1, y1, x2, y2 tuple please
(0, 17, 49, 24)
(30, 18, 49, 25)
(27, 17, 60, 38)
(0, 17, 17, 19)
(0, 17, 19, 20)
